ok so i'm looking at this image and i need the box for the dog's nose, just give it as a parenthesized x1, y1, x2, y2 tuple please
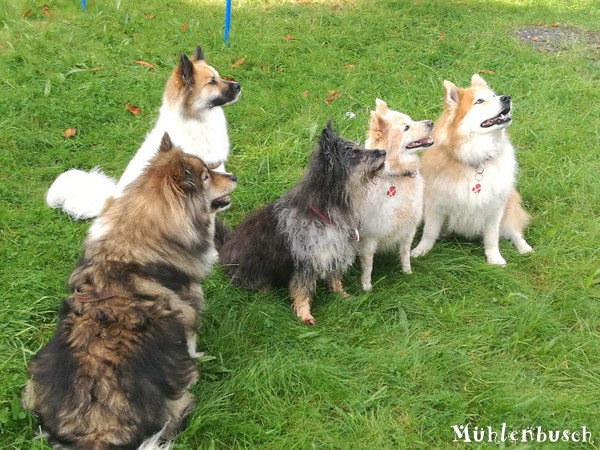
(425, 120, 434, 129)
(228, 174, 237, 182)
(374, 149, 386, 158)
(500, 95, 511, 103)
(231, 82, 241, 91)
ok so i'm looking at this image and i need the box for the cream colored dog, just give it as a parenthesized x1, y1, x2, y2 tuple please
(358, 99, 433, 290)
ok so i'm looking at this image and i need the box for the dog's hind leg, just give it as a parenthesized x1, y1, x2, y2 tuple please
(399, 236, 413, 274)
(290, 274, 316, 325)
(411, 208, 444, 258)
(501, 194, 532, 254)
(326, 270, 350, 298)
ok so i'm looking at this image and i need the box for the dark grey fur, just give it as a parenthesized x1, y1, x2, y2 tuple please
(219, 123, 386, 324)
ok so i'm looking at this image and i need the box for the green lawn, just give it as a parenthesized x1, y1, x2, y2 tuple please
(1, 0, 598, 448)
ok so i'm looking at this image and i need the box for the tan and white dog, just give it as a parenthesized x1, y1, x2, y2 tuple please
(358, 99, 433, 290)
(46, 45, 240, 219)
(411, 74, 532, 265)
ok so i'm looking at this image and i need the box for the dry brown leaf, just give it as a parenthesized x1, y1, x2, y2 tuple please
(22, 8, 32, 17)
(63, 128, 76, 139)
(145, 14, 155, 20)
(324, 90, 342, 104)
(478, 69, 494, 75)
(180, 22, 188, 33)
(89, 67, 102, 72)
(223, 75, 237, 82)
(125, 103, 141, 116)
(42, 6, 51, 17)
(343, 64, 355, 69)
(283, 34, 295, 41)
(552, 22, 560, 28)
(302, 91, 308, 97)
(136, 60, 156, 70)
(230, 58, 246, 69)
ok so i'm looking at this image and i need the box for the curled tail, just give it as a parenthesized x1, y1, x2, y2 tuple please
(46, 168, 117, 220)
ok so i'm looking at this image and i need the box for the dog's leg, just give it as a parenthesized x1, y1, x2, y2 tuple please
(483, 214, 506, 266)
(399, 235, 413, 274)
(290, 274, 316, 325)
(327, 270, 349, 298)
(411, 209, 444, 258)
(358, 240, 377, 290)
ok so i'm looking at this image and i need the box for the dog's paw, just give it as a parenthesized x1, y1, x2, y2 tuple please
(411, 246, 430, 258)
(486, 254, 507, 266)
(361, 282, 372, 291)
(301, 315, 316, 326)
(517, 243, 533, 254)
(190, 351, 205, 359)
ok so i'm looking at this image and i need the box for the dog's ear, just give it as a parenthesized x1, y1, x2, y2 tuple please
(470, 73, 489, 88)
(158, 132, 173, 153)
(375, 98, 389, 116)
(443, 80, 459, 110)
(191, 44, 205, 62)
(179, 53, 194, 87)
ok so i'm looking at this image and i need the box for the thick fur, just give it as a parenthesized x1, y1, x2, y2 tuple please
(219, 123, 386, 325)
(411, 74, 532, 265)
(22, 134, 237, 450)
(46, 45, 240, 219)
(358, 99, 433, 290)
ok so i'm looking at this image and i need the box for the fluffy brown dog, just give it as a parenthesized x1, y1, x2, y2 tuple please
(219, 123, 386, 325)
(22, 134, 237, 450)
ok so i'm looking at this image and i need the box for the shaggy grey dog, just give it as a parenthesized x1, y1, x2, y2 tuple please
(219, 123, 386, 324)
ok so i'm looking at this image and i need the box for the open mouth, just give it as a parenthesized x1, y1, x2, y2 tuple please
(211, 195, 231, 211)
(481, 106, 512, 128)
(406, 137, 434, 149)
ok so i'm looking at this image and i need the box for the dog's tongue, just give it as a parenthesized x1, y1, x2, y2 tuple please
(406, 137, 434, 149)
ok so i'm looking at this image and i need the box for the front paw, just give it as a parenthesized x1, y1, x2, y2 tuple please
(411, 245, 430, 258)
(486, 254, 507, 266)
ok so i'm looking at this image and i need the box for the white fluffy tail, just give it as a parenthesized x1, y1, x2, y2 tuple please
(45, 168, 117, 220)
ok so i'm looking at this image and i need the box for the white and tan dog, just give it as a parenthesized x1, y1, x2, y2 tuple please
(411, 74, 532, 265)
(46, 45, 240, 219)
(358, 99, 433, 290)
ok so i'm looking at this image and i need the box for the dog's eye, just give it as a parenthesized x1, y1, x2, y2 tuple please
(203, 172, 210, 182)
(184, 168, 192, 179)
(208, 78, 217, 85)
(403, 125, 410, 131)
(475, 98, 484, 105)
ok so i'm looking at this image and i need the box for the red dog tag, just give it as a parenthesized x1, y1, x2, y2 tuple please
(386, 185, 396, 197)
(472, 183, 482, 194)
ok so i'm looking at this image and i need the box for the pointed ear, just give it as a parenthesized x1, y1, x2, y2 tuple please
(158, 132, 173, 153)
(375, 98, 389, 116)
(443, 80, 459, 110)
(470, 73, 488, 88)
(179, 53, 194, 87)
(192, 44, 205, 62)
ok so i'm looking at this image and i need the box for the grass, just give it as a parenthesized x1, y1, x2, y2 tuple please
(1, 0, 599, 448)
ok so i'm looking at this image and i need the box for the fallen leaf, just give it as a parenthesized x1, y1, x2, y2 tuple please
(89, 67, 102, 72)
(343, 64, 355, 69)
(125, 103, 141, 115)
(302, 91, 308, 97)
(552, 22, 559, 28)
(283, 34, 294, 41)
(531, 36, 539, 42)
(180, 22, 188, 33)
(324, 90, 342, 104)
(22, 8, 32, 17)
(144, 14, 155, 19)
(223, 75, 237, 82)
(230, 57, 246, 69)
(478, 69, 494, 75)
(63, 128, 76, 139)
(136, 60, 156, 70)
(42, 6, 51, 17)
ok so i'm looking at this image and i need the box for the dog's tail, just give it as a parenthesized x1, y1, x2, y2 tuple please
(214, 218, 233, 251)
(45, 168, 117, 220)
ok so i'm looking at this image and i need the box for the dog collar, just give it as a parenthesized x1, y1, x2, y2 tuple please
(308, 205, 360, 241)
(73, 287, 117, 303)
(386, 170, 418, 198)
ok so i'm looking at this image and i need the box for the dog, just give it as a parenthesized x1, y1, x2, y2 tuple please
(358, 99, 433, 290)
(22, 133, 237, 450)
(46, 44, 240, 220)
(411, 74, 532, 265)
(218, 123, 386, 325)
